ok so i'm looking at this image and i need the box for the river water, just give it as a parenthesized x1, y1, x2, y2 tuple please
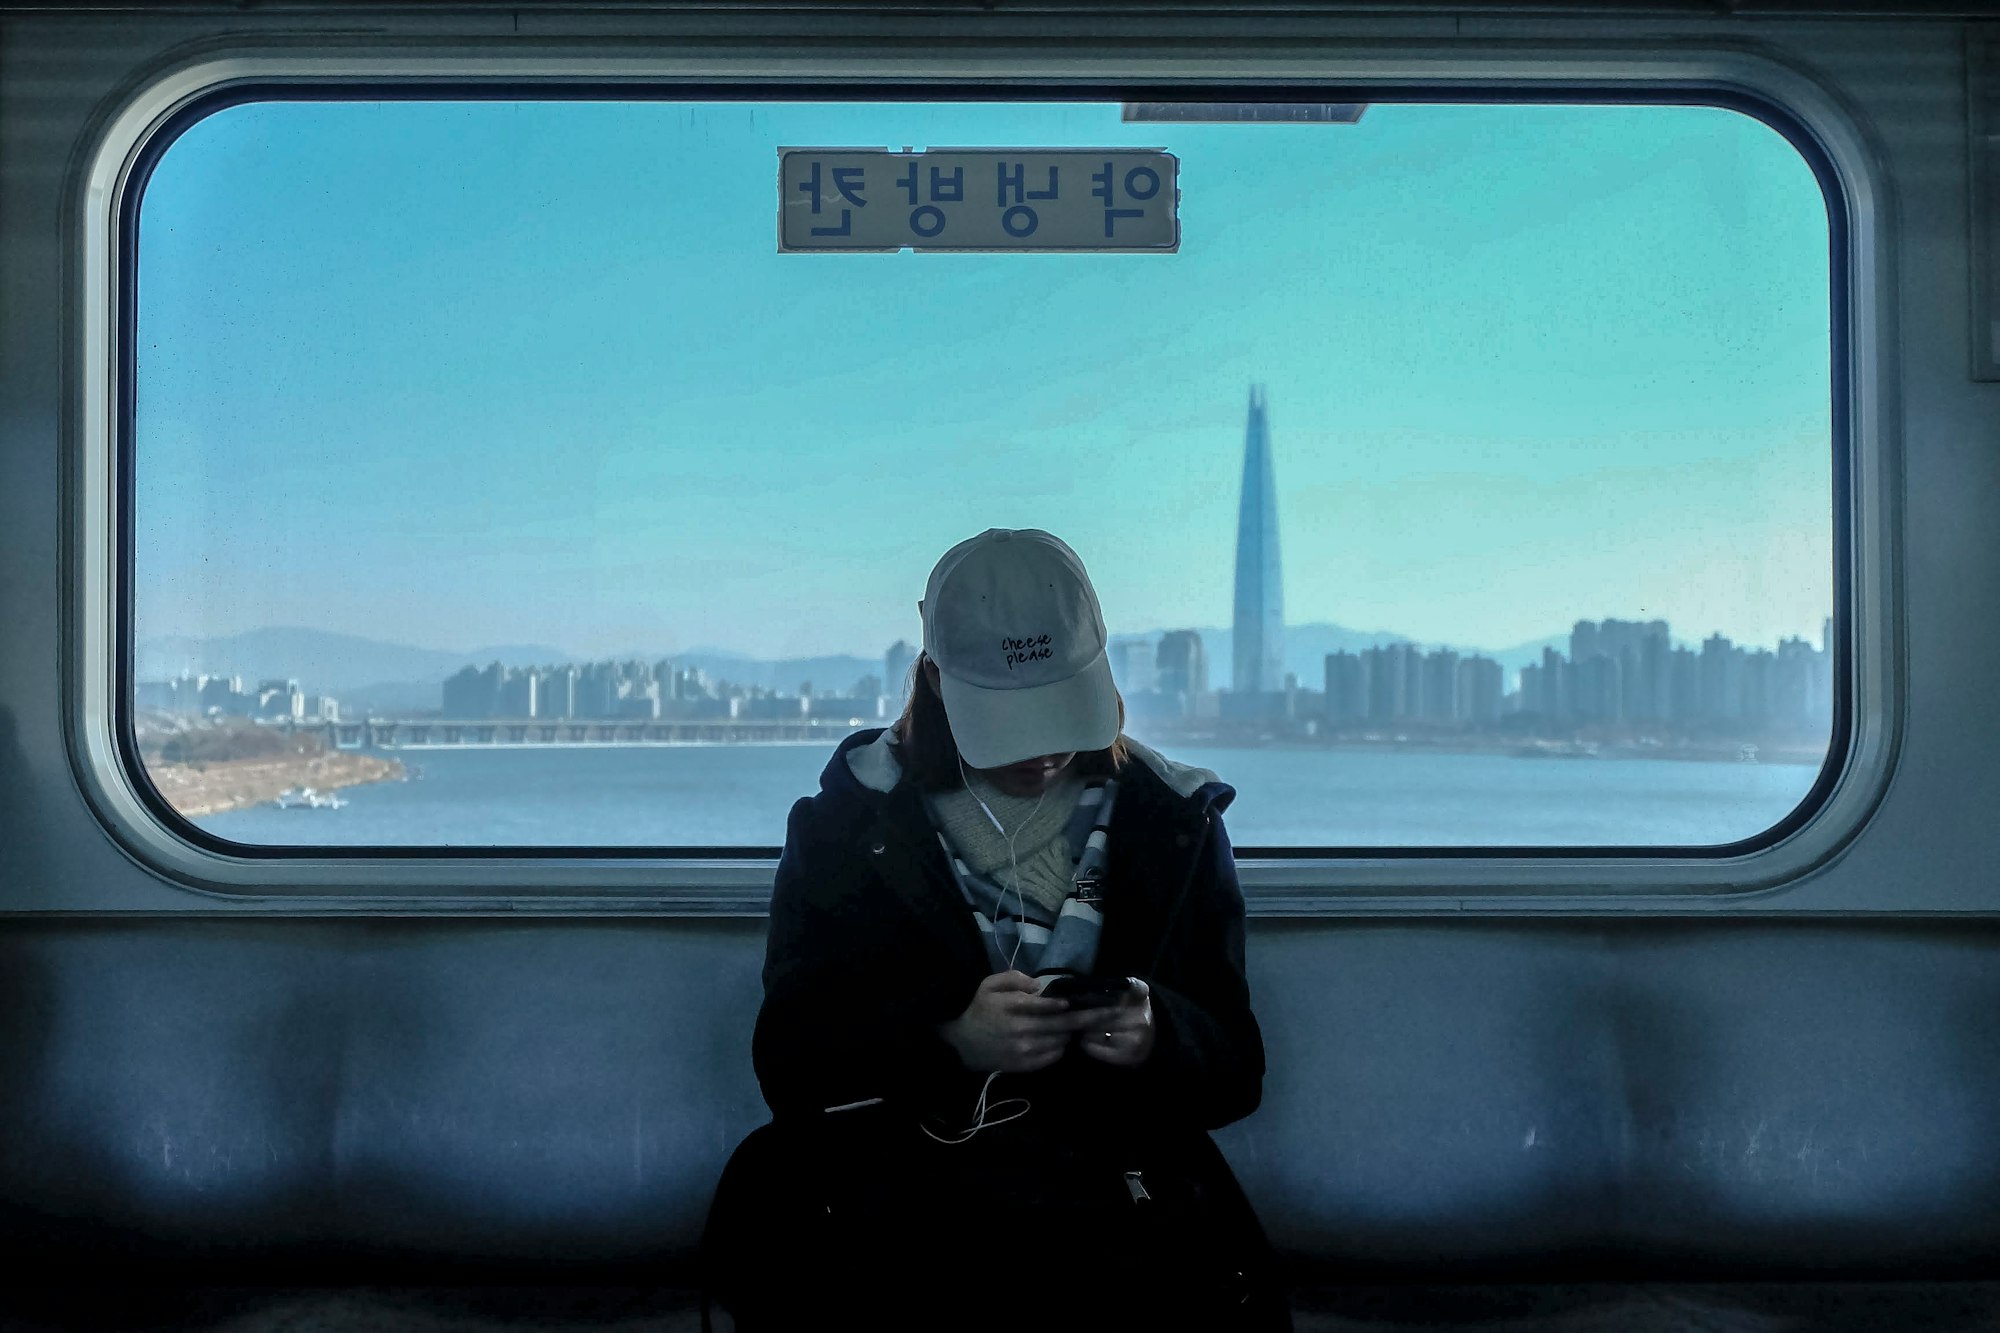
(189, 740, 1826, 850)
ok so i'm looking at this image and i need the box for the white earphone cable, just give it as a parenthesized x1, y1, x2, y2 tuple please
(926, 755, 1051, 1143)
(958, 754, 1046, 975)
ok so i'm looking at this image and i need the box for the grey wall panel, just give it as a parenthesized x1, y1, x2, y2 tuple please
(323, 924, 764, 1259)
(1220, 925, 1625, 1266)
(4, 919, 2000, 1273)
(1231, 924, 2000, 1271)
(1609, 927, 2000, 1269)
(0, 920, 768, 1261)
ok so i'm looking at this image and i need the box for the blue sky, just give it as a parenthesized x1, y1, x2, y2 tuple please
(133, 98, 1832, 662)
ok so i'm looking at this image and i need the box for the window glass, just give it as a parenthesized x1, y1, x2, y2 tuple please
(128, 98, 1835, 850)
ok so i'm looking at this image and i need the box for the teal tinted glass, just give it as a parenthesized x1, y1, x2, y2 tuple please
(127, 98, 1835, 849)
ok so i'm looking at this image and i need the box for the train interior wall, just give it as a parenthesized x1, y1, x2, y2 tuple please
(9, 918, 2000, 1327)
(5, 5, 2000, 1329)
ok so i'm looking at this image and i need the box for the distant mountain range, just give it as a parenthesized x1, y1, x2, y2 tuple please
(137, 622, 1570, 712)
(136, 628, 573, 713)
(138, 628, 557, 690)
(136, 628, 893, 711)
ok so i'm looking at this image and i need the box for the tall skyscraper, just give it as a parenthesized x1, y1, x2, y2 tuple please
(1231, 384, 1284, 695)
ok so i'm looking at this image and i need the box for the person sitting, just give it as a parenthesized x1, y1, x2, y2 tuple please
(705, 528, 1288, 1331)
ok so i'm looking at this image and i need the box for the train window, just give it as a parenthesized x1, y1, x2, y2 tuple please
(119, 94, 1839, 858)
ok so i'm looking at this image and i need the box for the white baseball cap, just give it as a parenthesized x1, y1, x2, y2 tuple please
(919, 529, 1121, 770)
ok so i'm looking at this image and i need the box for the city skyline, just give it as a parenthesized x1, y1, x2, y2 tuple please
(134, 607, 1828, 698)
(139, 614, 1832, 736)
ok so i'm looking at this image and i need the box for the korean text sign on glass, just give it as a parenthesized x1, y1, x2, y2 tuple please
(779, 148, 1180, 253)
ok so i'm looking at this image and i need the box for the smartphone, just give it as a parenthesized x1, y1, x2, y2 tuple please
(1037, 974, 1136, 1005)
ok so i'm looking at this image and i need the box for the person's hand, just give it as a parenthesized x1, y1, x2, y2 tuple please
(937, 971, 1076, 1073)
(1074, 978, 1155, 1067)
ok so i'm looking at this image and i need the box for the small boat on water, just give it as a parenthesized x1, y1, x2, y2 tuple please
(1512, 739, 1601, 759)
(273, 787, 347, 810)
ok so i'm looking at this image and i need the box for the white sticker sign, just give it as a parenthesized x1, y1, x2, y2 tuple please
(779, 148, 1179, 253)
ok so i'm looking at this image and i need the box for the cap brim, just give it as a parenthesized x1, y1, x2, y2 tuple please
(938, 650, 1121, 770)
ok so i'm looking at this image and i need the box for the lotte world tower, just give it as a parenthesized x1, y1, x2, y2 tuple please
(1232, 384, 1285, 696)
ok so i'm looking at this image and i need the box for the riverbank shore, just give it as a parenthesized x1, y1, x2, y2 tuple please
(146, 750, 406, 817)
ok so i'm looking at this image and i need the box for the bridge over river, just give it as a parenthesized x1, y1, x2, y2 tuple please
(303, 717, 874, 749)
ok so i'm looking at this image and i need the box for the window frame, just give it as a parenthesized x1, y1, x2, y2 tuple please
(68, 40, 1899, 911)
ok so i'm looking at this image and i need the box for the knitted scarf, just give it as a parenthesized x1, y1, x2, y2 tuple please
(926, 776, 1118, 977)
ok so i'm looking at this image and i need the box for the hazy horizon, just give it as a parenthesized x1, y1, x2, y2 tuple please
(141, 616, 1570, 661)
(133, 613, 1825, 705)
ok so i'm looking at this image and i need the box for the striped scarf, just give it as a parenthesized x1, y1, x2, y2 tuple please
(927, 779, 1118, 977)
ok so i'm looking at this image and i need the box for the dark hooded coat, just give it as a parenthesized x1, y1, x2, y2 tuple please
(704, 728, 1289, 1330)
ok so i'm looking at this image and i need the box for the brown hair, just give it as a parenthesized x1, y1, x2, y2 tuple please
(892, 652, 1128, 791)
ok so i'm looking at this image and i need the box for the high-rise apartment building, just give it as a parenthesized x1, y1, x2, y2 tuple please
(539, 665, 578, 720)
(1539, 646, 1570, 721)
(1700, 634, 1741, 720)
(1155, 630, 1208, 699)
(1324, 651, 1366, 723)
(1670, 646, 1701, 722)
(1363, 644, 1409, 720)
(497, 668, 537, 719)
(1458, 656, 1504, 723)
(1231, 385, 1284, 695)
(1421, 649, 1460, 722)
(1574, 653, 1621, 722)
(441, 665, 489, 718)
(1566, 618, 1670, 724)
(1110, 640, 1157, 695)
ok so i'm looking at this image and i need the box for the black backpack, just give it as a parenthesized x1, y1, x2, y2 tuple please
(702, 1111, 1290, 1331)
